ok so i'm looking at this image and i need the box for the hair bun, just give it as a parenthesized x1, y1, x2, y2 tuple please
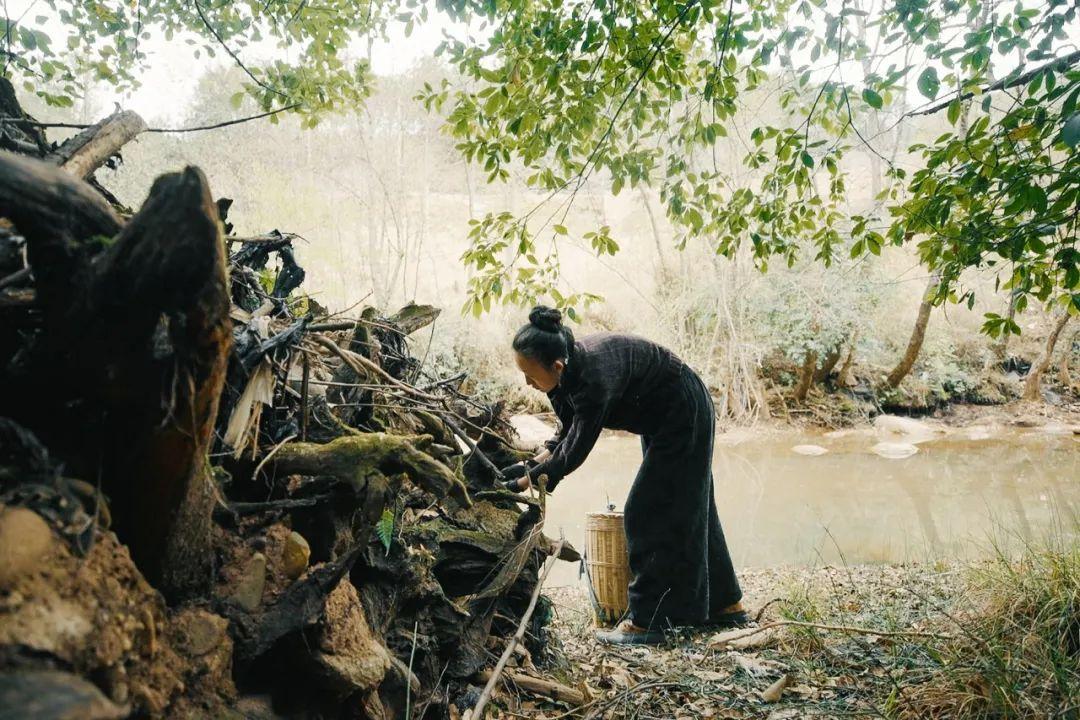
(528, 305, 562, 333)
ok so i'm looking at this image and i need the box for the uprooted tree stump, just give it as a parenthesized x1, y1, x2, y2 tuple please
(1, 89, 577, 718)
(0, 152, 230, 599)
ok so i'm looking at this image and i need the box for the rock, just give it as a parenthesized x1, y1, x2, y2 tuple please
(312, 578, 391, 696)
(508, 414, 555, 451)
(231, 695, 281, 719)
(231, 552, 267, 612)
(791, 444, 828, 456)
(870, 441, 919, 459)
(873, 415, 944, 444)
(0, 595, 93, 661)
(282, 531, 310, 581)
(0, 507, 55, 590)
(130, 681, 168, 716)
(173, 608, 229, 657)
(102, 664, 129, 705)
(0, 670, 129, 720)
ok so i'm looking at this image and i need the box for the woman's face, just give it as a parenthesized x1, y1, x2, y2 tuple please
(514, 352, 564, 393)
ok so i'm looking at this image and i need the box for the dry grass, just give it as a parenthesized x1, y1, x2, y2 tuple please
(894, 539, 1080, 719)
(537, 539, 1080, 719)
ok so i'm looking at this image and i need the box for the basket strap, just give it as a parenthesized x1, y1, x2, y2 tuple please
(580, 550, 603, 615)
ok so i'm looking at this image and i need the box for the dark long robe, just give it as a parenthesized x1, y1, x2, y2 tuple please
(529, 333, 742, 627)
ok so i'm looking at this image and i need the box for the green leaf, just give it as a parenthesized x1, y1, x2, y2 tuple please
(553, 224, 568, 235)
(376, 508, 394, 554)
(800, 151, 814, 168)
(861, 88, 883, 109)
(946, 99, 961, 126)
(1062, 113, 1080, 149)
(230, 91, 245, 110)
(917, 67, 940, 100)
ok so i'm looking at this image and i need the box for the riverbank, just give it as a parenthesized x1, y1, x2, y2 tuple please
(522, 550, 1078, 719)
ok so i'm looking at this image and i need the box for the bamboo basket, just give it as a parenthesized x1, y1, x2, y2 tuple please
(584, 511, 630, 626)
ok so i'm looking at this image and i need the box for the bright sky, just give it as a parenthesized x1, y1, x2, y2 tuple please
(7, 0, 450, 123)
(6, 1, 1076, 125)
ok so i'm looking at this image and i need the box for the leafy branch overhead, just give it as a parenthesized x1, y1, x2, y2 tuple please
(419, 0, 1080, 327)
(5, 0, 1079, 329)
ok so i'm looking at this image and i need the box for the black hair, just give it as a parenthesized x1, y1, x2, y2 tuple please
(512, 305, 575, 367)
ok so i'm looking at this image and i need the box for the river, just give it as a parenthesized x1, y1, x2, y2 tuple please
(520, 417, 1080, 588)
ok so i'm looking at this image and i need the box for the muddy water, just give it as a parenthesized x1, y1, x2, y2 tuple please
(538, 422, 1080, 587)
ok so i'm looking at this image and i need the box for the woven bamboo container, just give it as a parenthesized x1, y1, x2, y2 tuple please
(585, 511, 630, 626)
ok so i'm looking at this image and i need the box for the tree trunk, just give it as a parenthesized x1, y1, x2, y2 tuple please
(1023, 311, 1071, 402)
(638, 185, 669, 275)
(993, 292, 1019, 363)
(814, 344, 844, 383)
(886, 273, 941, 388)
(794, 349, 818, 402)
(838, 331, 859, 387)
(0, 153, 230, 599)
(1058, 329, 1077, 388)
(0, 78, 48, 154)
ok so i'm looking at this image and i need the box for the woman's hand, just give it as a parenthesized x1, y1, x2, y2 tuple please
(499, 462, 529, 480)
(498, 462, 530, 492)
(501, 477, 530, 492)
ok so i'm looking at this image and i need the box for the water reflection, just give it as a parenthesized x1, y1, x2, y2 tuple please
(542, 427, 1080, 587)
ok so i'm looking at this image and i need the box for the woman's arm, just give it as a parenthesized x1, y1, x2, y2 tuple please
(526, 394, 607, 491)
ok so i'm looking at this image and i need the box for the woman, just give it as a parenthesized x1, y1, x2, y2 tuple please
(500, 306, 748, 645)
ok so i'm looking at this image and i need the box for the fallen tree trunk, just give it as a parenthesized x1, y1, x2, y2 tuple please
(49, 110, 148, 179)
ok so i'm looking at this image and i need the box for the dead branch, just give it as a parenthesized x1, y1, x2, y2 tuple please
(472, 538, 565, 719)
(48, 110, 148, 179)
(476, 669, 586, 706)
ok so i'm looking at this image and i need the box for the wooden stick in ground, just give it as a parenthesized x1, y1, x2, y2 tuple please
(300, 353, 310, 441)
(471, 538, 565, 719)
(476, 669, 586, 706)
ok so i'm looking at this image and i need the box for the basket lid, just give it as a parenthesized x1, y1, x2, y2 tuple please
(585, 510, 624, 519)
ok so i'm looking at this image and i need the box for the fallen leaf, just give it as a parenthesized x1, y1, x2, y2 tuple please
(733, 654, 787, 678)
(690, 669, 728, 683)
(760, 674, 792, 703)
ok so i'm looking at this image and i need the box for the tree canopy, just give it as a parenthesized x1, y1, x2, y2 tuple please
(4, 0, 1079, 330)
